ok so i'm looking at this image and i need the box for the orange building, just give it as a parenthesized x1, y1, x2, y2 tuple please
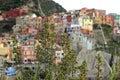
(105, 15, 114, 26)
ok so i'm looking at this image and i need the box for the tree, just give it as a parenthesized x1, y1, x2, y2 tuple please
(11, 35, 21, 64)
(55, 33, 77, 80)
(36, 23, 56, 79)
(95, 53, 104, 80)
(15, 22, 78, 80)
(77, 60, 87, 80)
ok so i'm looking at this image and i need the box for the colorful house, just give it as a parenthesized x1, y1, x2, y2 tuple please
(79, 7, 88, 16)
(109, 13, 120, 26)
(31, 16, 42, 29)
(82, 16, 93, 31)
(105, 15, 114, 26)
(93, 16, 101, 24)
(0, 43, 9, 56)
(97, 9, 106, 16)
(87, 9, 99, 17)
(28, 26, 38, 36)
(66, 24, 81, 34)
(21, 45, 36, 63)
(2, 8, 28, 19)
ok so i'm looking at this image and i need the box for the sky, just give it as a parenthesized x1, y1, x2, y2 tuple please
(53, 0, 120, 14)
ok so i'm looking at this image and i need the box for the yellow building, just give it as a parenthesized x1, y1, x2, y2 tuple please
(93, 16, 101, 24)
(82, 16, 93, 31)
(0, 40, 9, 56)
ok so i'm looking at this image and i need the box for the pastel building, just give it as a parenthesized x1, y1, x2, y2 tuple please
(21, 45, 36, 62)
(2, 8, 28, 19)
(114, 26, 120, 34)
(105, 15, 114, 26)
(31, 16, 42, 29)
(79, 7, 88, 16)
(82, 16, 93, 31)
(93, 16, 101, 24)
(109, 13, 120, 26)
(66, 24, 81, 34)
(28, 26, 38, 36)
(97, 9, 106, 16)
(0, 39, 9, 56)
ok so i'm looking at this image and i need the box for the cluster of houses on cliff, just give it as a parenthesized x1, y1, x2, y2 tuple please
(0, 7, 120, 64)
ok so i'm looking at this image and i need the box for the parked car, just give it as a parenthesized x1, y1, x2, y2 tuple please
(5, 67, 17, 76)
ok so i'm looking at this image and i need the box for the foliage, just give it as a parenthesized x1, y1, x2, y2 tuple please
(15, 23, 77, 80)
(39, 0, 66, 16)
(0, 0, 66, 16)
(77, 60, 87, 80)
(12, 35, 21, 64)
(95, 53, 104, 80)
(55, 33, 77, 80)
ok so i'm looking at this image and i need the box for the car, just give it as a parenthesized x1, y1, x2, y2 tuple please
(5, 67, 17, 76)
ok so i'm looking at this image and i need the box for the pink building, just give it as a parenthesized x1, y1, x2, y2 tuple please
(2, 8, 28, 19)
(21, 45, 36, 63)
(113, 26, 120, 34)
(28, 26, 38, 36)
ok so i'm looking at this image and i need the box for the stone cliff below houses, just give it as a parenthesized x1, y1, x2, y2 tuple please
(76, 50, 120, 79)
(113, 33, 120, 43)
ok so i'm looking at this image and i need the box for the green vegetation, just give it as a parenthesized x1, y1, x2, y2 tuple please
(0, 0, 66, 16)
(77, 60, 87, 80)
(93, 24, 120, 54)
(14, 22, 78, 80)
(95, 53, 104, 80)
(40, 0, 66, 16)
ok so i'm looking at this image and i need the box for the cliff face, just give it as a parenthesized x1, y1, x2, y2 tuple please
(0, 0, 66, 16)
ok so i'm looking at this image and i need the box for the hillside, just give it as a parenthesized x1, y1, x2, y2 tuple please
(0, 0, 66, 16)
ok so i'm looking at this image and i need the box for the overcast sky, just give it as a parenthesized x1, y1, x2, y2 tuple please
(53, 0, 120, 14)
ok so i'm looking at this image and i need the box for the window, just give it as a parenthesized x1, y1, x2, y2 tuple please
(77, 27, 79, 30)
(24, 51, 26, 58)
(32, 47, 34, 50)
(30, 51, 32, 56)
(80, 34, 82, 36)
(28, 47, 30, 50)
(62, 53, 64, 56)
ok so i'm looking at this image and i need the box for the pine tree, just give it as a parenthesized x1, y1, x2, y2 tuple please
(55, 33, 77, 80)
